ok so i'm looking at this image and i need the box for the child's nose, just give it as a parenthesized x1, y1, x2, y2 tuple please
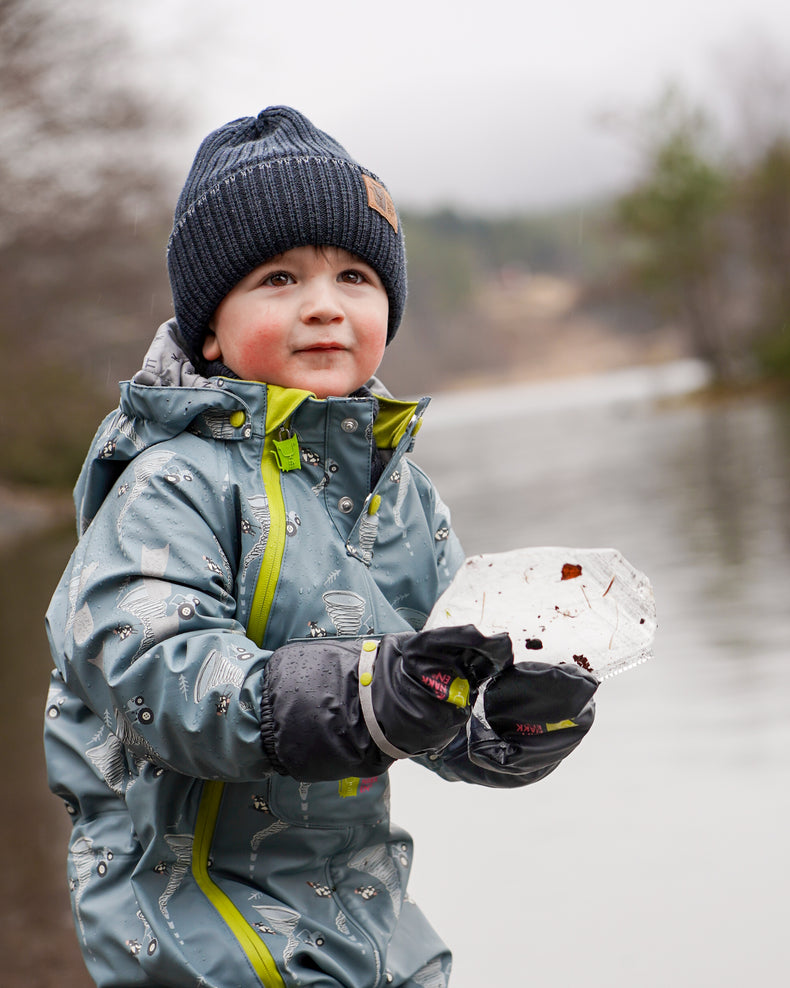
(301, 280, 344, 323)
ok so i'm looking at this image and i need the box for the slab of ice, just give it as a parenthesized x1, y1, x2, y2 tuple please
(425, 547, 656, 680)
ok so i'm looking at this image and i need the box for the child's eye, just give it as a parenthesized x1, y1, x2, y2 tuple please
(338, 269, 367, 285)
(262, 271, 294, 287)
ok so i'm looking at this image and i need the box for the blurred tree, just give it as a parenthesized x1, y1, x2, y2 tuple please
(740, 139, 790, 375)
(741, 140, 790, 319)
(0, 0, 173, 245)
(714, 33, 790, 377)
(608, 37, 790, 386)
(613, 87, 733, 379)
(0, 0, 178, 487)
(379, 207, 604, 394)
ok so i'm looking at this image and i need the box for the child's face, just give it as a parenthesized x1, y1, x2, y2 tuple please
(202, 246, 389, 398)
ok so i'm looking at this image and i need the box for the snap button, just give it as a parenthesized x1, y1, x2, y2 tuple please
(341, 417, 358, 433)
(337, 496, 354, 514)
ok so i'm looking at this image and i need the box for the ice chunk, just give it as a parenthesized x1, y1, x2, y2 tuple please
(425, 547, 656, 680)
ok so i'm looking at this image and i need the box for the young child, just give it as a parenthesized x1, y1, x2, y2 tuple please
(44, 106, 597, 988)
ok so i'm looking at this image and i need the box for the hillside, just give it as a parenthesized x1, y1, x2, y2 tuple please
(3, 204, 684, 488)
(381, 268, 686, 395)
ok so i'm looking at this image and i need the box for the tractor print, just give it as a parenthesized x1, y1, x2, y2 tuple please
(125, 694, 155, 727)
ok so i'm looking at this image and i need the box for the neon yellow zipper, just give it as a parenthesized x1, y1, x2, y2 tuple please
(192, 386, 306, 987)
(246, 428, 289, 647)
(247, 386, 311, 646)
(192, 781, 286, 987)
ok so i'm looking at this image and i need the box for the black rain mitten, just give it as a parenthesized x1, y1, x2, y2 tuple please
(468, 661, 598, 776)
(260, 625, 513, 781)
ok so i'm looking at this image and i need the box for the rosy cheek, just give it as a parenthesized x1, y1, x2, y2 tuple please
(239, 317, 273, 349)
(237, 336, 264, 361)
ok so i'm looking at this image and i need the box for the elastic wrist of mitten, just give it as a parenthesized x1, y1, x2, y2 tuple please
(259, 683, 290, 775)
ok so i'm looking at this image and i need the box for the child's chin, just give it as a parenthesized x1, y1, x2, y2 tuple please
(302, 377, 365, 399)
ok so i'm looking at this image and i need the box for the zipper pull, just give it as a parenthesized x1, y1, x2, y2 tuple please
(273, 426, 301, 472)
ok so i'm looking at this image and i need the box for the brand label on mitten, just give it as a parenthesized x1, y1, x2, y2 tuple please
(515, 722, 545, 736)
(421, 671, 470, 707)
(421, 670, 452, 700)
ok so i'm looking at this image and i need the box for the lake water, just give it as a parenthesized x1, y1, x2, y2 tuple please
(3, 363, 789, 987)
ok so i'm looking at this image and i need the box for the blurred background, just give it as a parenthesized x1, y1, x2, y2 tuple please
(2, 1, 789, 985)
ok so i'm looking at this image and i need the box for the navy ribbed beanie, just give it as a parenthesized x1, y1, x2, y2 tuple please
(167, 106, 406, 363)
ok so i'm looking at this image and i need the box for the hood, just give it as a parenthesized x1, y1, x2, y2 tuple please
(72, 321, 426, 536)
(73, 320, 252, 533)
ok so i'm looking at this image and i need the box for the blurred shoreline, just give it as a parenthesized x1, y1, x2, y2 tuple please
(424, 357, 712, 425)
(0, 356, 713, 552)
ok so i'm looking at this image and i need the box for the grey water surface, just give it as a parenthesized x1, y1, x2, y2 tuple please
(2, 363, 788, 986)
(400, 367, 790, 987)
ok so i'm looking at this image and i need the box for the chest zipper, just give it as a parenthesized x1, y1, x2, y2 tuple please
(192, 423, 290, 987)
(247, 426, 291, 648)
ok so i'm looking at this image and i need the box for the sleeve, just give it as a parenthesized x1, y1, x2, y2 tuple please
(46, 441, 278, 782)
(409, 458, 466, 593)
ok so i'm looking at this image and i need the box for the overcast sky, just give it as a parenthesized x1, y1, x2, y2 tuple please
(124, 0, 790, 212)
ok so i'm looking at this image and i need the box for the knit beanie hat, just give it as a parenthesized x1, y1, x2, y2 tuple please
(167, 106, 406, 364)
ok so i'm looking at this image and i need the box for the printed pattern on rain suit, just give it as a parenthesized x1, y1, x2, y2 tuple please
(45, 321, 474, 988)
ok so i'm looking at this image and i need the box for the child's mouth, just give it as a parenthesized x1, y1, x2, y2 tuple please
(298, 343, 345, 353)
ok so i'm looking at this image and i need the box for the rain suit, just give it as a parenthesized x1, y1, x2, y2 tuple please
(44, 321, 473, 988)
(44, 321, 582, 988)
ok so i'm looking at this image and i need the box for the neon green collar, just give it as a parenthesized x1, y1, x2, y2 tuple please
(263, 385, 424, 450)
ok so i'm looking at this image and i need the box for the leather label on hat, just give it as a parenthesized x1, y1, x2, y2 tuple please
(363, 175, 398, 233)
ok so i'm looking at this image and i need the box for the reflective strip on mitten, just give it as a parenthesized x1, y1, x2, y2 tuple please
(358, 637, 480, 760)
(358, 640, 412, 760)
